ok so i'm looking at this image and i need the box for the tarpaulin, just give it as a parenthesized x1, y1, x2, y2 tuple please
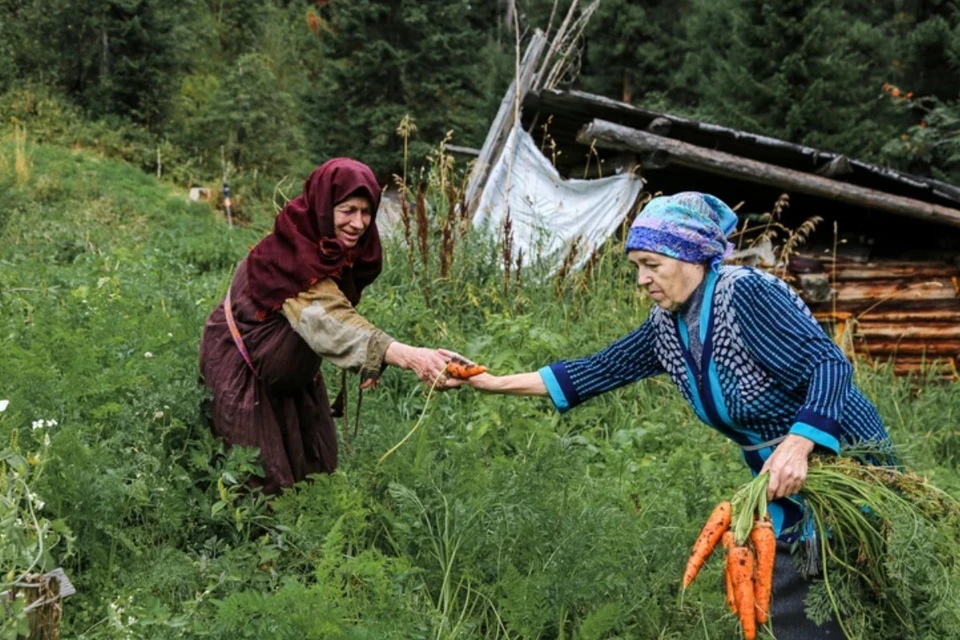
(474, 126, 643, 272)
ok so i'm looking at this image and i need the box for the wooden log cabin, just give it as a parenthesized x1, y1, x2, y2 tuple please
(514, 89, 960, 379)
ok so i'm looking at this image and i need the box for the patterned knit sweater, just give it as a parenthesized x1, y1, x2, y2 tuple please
(538, 265, 890, 538)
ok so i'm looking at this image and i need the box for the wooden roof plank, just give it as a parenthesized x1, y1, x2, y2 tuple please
(577, 119, 960, 229)
(529, 88, 960, 208)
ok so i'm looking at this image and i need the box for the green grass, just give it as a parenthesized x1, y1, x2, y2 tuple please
(1, 140, 959, 639)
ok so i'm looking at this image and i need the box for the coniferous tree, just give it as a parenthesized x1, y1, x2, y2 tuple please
(878, 1, 960, 182)
(303, 0, 500, 177)
(4, 0, 209, 127)
(678, 0, 902, 159)
(881, 0, 960, 101)
(579, 0, 688, 105)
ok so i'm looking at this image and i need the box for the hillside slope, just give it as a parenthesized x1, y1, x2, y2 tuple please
(2, 143, 959, 639)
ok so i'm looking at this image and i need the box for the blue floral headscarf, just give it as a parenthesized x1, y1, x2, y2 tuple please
(625, 192, 739, 268)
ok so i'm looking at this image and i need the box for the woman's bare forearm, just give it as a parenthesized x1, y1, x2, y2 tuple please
(471, 371, 547, 396)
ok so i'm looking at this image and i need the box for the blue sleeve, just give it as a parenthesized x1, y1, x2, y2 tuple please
(538, 318, 664, 414)
(732, 273, 848, 453)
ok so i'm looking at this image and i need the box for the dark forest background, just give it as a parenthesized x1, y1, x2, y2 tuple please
(2, 0, 958, 187)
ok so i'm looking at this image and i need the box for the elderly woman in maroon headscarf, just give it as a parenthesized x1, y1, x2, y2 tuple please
(199, 158, 449, 494)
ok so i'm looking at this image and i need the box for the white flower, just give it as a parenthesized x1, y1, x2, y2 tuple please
(154, 411, 164, 420)
(144, 352, 153, 359)
(45, 419, 57, 427)
(0, 399, 8, 412)
(31, 420, 44, 430)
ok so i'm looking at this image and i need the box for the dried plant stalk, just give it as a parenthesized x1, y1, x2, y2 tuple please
(554, 236, 581, 298)
(501, 211, 514, 297)
(415, 186, 429, 271)
(440, 184, 457, 279)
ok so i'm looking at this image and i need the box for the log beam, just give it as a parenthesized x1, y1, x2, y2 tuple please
(577, 119, 960, 228)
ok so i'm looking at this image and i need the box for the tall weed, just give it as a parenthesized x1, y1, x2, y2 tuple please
(12, 124, 30, 186)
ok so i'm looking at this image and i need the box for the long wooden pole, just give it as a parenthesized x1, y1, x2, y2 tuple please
(464, 30, 547, 215)
(577, 119, 960, 228)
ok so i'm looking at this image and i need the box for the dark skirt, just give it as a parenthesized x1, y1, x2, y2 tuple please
(199, 260, 337, 494)
(769, 541, 844, 639)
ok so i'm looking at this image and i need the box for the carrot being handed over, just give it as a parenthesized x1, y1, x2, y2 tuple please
(750, 518, 776, 625)
(682, 500, 732, 588)
(730, 544, 757, 640)
(445, 356, 488, 380)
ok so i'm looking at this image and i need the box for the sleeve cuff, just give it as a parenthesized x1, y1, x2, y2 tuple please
(789, 409, 841, 454)
(361, 332, 394, 379)
(538, 364, 572, 414)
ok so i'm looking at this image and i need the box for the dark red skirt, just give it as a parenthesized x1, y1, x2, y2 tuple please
(199, 260, 337, 494)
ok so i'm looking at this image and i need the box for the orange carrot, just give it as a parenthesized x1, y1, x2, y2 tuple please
(750, 518, 776, 625)
(682, 501, 732, 588)
(446, 357, 487, 379)
(722, 530, 737, 615)
(730, 545, 757, 640)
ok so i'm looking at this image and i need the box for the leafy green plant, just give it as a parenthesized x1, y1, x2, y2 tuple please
(0, 431, 74, 640)
(801, 454, 960, 639)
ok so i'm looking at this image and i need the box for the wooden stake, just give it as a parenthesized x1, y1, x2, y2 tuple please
(221, 146, 233, 228)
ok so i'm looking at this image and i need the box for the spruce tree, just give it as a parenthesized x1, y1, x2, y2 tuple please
(4, 0, 208, 127)
(579, 0, 688, 106)
(680, 0, 902, 158)
(303, 0, 495, 177)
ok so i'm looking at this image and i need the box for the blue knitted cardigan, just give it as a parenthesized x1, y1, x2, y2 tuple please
(538, 265, 890, 538)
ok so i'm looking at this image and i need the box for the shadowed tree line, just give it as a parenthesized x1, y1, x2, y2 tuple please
(1, 0, 958, 183)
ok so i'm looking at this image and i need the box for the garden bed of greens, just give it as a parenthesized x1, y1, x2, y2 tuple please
(2, 141, 960, 639)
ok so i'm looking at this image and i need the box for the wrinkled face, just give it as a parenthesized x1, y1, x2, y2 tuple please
(332, 196, 373, 248)
(628, 250, 705, 312)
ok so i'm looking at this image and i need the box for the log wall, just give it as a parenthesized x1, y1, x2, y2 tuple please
(801, 257, 960, 378)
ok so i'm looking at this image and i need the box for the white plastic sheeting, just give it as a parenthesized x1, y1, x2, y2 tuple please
(473, 126, 642, 272)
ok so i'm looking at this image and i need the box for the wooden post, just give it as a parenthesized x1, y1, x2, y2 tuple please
(220, 146, 233, 228)
(577, 119, 960, 229)
(464, 30, 547, 215)
(445, 144, 480, 157)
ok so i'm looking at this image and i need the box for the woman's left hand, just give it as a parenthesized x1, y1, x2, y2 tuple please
(760, 434, 816, 500)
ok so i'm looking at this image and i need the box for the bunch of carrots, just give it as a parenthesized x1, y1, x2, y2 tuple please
(682, 473, 774, 640)
(682, 453, 960, 639)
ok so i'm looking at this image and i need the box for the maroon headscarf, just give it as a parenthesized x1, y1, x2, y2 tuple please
(246, 158, 383, 316)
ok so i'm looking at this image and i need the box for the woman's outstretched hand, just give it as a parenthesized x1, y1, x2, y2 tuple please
(435, 350, 547, 397)
(459, 372, 498, 391)
(431, 351, 547, 397)
(386, 343, 452, 385)
(435, 350, 488, 390)
(760, 434, 816, 500)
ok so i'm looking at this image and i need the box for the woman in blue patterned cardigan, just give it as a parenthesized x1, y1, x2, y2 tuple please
(458, 192, 890, 637)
